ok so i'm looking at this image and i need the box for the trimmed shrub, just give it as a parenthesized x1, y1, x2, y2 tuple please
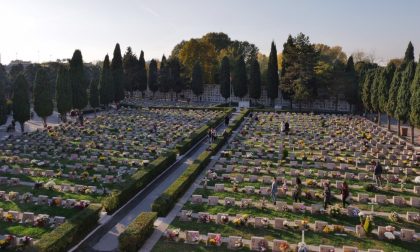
(119, 212, 157, 252)
(35, 204, 102, 252)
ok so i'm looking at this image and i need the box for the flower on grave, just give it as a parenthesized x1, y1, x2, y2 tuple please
(261, 217, 269, 227)
(388, 212, 400, 223)
(258, 240, 267, 252)
(234, 238, 243, 248)
(328, 204, 342, 217)
(385, 225, 395, 232)
(166, 228, 180, 240)
(21, 236, 32, 246)
(44, 179, 56, 190)
(5, 213, 14, 222)
(8, 191, 18, 201)
(260, 198, 267, 209)
(221, 215, 229, 224)
(297, 242, 308, 252)
(333, 224, 344, 233)
(305, 179, 315, 187)
(0, 239, 10, 249)
(34, 215, 49, 227)
(199, 214, 211, 223)
(279, 241, 290, 252)
(323, 225, 333, 233)
(240, 200, 250, 208)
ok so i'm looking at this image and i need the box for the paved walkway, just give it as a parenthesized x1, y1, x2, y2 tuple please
(73, 112, 241, 252)
(140, 111, 244, 252)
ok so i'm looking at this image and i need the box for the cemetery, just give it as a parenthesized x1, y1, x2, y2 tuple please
(152, 111, 420, 252)
(0, 106, 228, 250)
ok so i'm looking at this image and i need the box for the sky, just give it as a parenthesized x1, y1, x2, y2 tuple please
(0, 0, 419, 65)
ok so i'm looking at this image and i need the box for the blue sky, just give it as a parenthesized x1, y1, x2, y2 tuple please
(0, 0, 419, 64)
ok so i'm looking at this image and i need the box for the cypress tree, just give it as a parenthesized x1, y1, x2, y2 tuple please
(99, 55, 114, 106)
(378, 62, 396, 129)
(370, 68, 382, 124)
(249, 58, 261, 103)
(191, 62, 204, 99)
(69, 49, 87, 110)
(148, 59, 159, 98)
(33, 68, 53, 127)
(410, 61, 420, 143)
(404, 41, 414, 63)
(12, 74, 30, 132)
(169, 57, 183, 99)
(89, 78, 100, 112)
(395, 61, 416, 135)
(387, 69, 402, 119)
(56, 65, 72, 122)
(361, 70, 374, 112)
(158, 55, 170, 95)
(138, 51, 148, 97)
(219, 56, 231, 102)
(232, 55, 247, 99)
(0, 80, 7, 126)
(122, 47, 138, 95)
(344, 56, 359, 112)
(267, 41, 279, 106)
(111, 43, 125, 103)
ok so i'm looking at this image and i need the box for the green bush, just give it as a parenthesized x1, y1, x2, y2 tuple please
(119, 212, 157, 252)
(35, 204, 102, 252)
(102, 151, 177, 213)
(282, 149, 289, 160)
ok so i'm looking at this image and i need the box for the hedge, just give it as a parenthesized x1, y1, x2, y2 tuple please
(102, 151, 177, 213)
(152, 109, 249, 216)
(118, 212, 157, 252)
(34, 204, 102, 252)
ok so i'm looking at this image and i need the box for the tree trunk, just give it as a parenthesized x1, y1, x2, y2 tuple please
(377, 112, 381, 126)
(411, 125, 415, 144)
(397, 120, 401, 137)
(290, 99, 293, 110)
(20, 122, 24, 133)
(43, 117, 47, 128)
(387, 115, 391, 131)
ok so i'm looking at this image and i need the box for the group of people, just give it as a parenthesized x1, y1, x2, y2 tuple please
(270, 176, 351, 210)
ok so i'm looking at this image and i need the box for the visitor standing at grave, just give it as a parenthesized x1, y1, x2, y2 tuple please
(341, 181, 350, 208)
(225, 115, 230, 126)
(293, 177, 302, 202)
(271, 178, 278, 204)
(323, 182, 331, 209)
(78, 112, 84, 126)
(208, 128, 213, 143)
(374, 160, 383, 187)
(284, 121, 290, 134)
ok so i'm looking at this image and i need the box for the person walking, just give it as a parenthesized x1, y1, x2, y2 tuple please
(208, 128, 213, 143)
(224, 115, 230, 127)
(341, 181, 350, 208)
(323, 182, 332, 210)
(374, 161, 383, 187)
(293, 177, 302, 203)
(271, 178, 278, 205)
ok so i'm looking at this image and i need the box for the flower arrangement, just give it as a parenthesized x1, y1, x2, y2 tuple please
(323, 225, 333, 233)
(329, 204, 342, 217)
(0, 239, 9, 249)
(5, 213, 15, 222)
(279, 241, 290, 252)
(333, 225, 345, 233)
(234, 238, 243, 248)
(233, 214, 249, 226)
(261, 217, 269, 228)
(258, 240, 267, 251)
(360, 215, 374, 234)
(20, 236, 32, 246)
(35, 215, 49, 227)
(208, 234, 222, 246)
(8, 191, 18, 201)
(166, 228, 180, 241)
(240, 200, 250, 208)
(305, 179, 315, 187)
(385, 225, 395, 232)
(199, 214, 211, 223)
(304, 190, 313, 200)
(22, 192, 32, 203)
(232, 181, 239, 192)
(389, 212, 400, 222)
(225, 198, 235, 206)
(221, 215, 229, 224)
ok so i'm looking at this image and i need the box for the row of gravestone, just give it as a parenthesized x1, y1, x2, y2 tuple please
(0, 191, 90, 208)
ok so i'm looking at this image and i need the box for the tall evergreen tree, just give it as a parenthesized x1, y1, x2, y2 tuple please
(33, 68, 53, 127)
(89, 78, 100, 113)
(267, 41, 279, 106)
(0, 80, 7, 125)
(191, 62, 204, 99)
(56, 65, 72, 122)
(404, 41, 414, 63)
(69, 49, 87, 110)
(158, 55, 170, 96)
(378, 62, 396, 129)
(122, 47, 139, 95)
(361, 70, 374, 112)
(232, 56, 247, 99)
(370, 68, 382, 124)
(99, 55, 114, 106)
(387, 69, 402, 128)
(169, 57, 183, 99)
(12, 74, 30, 132)
(219, 56, 231, 102)
(410, 61, 420, 143)
(111, 43, 125, 102)
(343, 56, 360, 112)
(138, 51, 148, 97)
(148, 59, 159, 98)
(395, 61, 416, 136)
(249, 59, 261, 103)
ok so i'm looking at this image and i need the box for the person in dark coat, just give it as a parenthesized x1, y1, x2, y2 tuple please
(374, 161, 383, 187)
(323, 182, 331, 209)
(341, 181, 350, 208)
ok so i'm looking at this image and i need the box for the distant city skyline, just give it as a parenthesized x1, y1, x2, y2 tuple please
(0, 0, 419, 65)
